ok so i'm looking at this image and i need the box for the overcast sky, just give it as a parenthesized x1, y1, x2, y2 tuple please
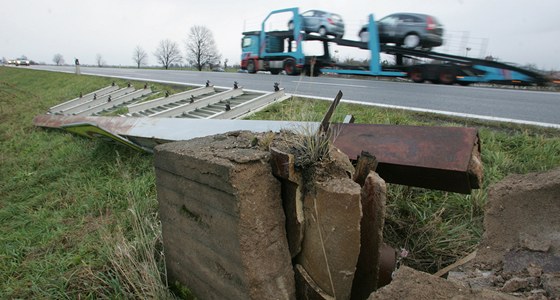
(2, 0, 559, 70)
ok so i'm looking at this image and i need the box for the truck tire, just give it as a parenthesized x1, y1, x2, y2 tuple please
(438, 68, 456, 85)
(409, 67, 424, 83)
(284, 59, 299, 76)
(247, 60, 256, 74)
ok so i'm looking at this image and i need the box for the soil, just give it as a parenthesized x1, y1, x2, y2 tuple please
(369, 167, 560, 299)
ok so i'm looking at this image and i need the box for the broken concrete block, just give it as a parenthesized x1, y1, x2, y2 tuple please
(351, 171, 387, 300)
(474, 168, 560, 268)
(154, 132, 295, 300)
(298, 177, 362, 300)
(503, 250, 560, 274)
(501, 277, 529, 293)
(519, 232, 551, 252)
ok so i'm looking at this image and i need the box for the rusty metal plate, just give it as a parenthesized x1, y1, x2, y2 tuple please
(332, 123, 480, 194)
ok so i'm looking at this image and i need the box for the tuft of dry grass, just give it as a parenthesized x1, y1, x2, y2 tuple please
(100, 198, 175, 299)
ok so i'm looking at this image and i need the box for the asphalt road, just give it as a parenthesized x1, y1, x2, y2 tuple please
(30, 65, 560, 127)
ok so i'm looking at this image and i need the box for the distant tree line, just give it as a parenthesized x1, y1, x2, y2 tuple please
(50, 25, 221, 71)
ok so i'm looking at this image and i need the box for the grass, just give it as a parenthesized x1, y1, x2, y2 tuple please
(1, 66, 559, 298)
(0, 67, 182, 298)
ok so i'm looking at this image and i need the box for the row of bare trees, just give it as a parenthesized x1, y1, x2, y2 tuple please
(53, 53, 106, 67)
(52, 25, 220, 71)
(135, 25, 221, 70)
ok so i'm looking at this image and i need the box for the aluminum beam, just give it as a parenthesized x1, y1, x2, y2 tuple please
(150, 88, 244, 118)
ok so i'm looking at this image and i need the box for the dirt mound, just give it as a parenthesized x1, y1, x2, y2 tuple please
(368, 266, 517, 300)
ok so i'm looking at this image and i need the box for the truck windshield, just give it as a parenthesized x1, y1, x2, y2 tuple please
(242, 37, 252, 48)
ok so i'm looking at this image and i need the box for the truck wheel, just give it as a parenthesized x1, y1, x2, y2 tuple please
(318, 26, 327, 37)
(409, 68, 424, 83)
(247, 60, 256, 74)
(438, 68, 456, 85)
(403, 34, 420, 48)
(284, 59, 299, 76)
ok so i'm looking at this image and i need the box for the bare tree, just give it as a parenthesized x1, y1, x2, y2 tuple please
(96, 53, 106, 67)
(185, 25, 221, 71)
(154, 39, 182, 69)
(53, 53, 65, 66)
(132, 45, 148, 68)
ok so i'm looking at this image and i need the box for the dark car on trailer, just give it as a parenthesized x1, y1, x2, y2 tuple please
(359, 12, 444, 49)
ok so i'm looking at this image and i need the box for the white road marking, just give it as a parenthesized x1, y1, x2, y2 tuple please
(292, 81, 368, 88)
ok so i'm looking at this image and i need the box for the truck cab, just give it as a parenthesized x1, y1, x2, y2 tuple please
(240, 32, 261, 73)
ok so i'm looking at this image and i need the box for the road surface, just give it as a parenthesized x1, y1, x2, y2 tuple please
(29, 65, 560, 128)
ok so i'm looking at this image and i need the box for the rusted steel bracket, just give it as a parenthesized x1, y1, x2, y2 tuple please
(318, 90, 343, 134)
(33, 114, 482, 194)
(332, 123, 482, 194)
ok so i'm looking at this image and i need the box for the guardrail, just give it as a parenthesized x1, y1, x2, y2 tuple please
(49, 85, 119, 113)
(75, 88, 152, 116)
(127, 86, 215, 113)
(151, 88, 244, 118)
(61, 87, 136, 114)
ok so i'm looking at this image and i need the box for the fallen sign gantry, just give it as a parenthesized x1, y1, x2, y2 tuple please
(33, 114, 482, 194)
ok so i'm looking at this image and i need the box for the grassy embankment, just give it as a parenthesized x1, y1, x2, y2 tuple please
(1, 66, 559, 298)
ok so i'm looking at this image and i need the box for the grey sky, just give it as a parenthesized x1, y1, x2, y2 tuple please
(2, 0, 559, 70)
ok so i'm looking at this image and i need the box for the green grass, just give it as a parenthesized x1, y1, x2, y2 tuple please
(0, 67, 181, 298)
(1, 67, 559, 298)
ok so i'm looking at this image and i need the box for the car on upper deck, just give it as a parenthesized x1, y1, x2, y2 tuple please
(288, 9, 345, 38)
(359, 12, 444, 49)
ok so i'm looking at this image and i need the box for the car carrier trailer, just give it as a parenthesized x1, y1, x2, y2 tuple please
(240, 7, 548, 86)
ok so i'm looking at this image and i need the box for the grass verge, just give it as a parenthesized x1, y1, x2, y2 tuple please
(1, 67, 559, 297)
